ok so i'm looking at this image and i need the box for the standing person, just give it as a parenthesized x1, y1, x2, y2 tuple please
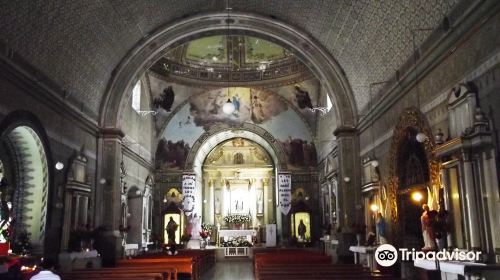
(30, 258, 60, 280)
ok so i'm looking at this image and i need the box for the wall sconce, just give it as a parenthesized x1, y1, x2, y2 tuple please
(343, 177, 351, 183)
(411, 191, 423, 202)
(55, 161, 64, 170)
(370, 204, 379, 212)
(416, 132, 428, 143)
(99, 178, 107, 185)
(371, 160, 379, 167)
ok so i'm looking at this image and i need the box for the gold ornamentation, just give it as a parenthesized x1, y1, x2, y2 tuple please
(387, 107, 438, 245)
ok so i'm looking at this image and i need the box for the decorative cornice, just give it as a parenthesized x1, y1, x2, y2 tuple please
(99, 128, 125, 138)
(333, 126, 356, 137)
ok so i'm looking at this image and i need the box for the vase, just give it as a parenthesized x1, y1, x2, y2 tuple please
(200, 239, 207, 249)
(356, 234, 362, 245)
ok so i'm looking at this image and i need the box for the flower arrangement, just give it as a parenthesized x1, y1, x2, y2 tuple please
(223, 214, 251, 224)
(200, 230, 210, 239)
(220, 236, 253, 247)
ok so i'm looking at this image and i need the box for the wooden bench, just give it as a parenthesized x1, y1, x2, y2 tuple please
(118, 257, 197, 280)
(254, 251, 399, 280)
(66, 266, 177, 280)
(62, 271, 164, 280)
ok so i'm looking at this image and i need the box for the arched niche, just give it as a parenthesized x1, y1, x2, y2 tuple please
(386, 107, 440, 247)
(126, 186, 143, 247)
(185, 123, 287, 172)
(100, 12, 356, 131)
(0, 111, 53, 254)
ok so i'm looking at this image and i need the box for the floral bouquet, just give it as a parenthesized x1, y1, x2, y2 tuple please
(223, 214, 251, 224)
(220, 236, 253, 247)
(199, 230, 210, 240)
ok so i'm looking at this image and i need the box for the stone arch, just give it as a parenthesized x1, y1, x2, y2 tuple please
(184, 123, 288, 172)
(99, 12, 356, 130)
(0, 111, 54, 254)
(386, 107, 440, 246)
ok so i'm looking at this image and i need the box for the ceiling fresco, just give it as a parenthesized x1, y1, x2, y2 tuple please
(0, 0, 468, 116)
(148, 72, 321, 134)
(167, 35, 291, 68)
(155, 87, 316, 171)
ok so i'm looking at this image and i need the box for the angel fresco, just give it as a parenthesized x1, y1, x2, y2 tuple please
(294, 85, 313, 109)
(153, 86, 175, 112)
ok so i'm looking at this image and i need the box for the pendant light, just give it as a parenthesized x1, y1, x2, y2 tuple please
(222, 1, 235, 115)
(412, 28, 433, 143)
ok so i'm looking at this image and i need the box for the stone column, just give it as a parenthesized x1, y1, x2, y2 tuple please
(481, 149, 500, 261)
(96, 128, 124, 266)
(208, 178, 214, 225)
(334, 126, 362, 229)
(441, 167, 454, 247)
(460, 151, 481, 250)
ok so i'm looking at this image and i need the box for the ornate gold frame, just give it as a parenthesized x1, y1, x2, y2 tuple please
(387, 107, 440, 245)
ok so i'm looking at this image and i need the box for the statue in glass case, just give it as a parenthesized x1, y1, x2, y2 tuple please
(298, 220, 307, 241)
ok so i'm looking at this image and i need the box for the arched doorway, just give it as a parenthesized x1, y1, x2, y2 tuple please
(202, 138, 275, 232)
(0, 119, 51, 254)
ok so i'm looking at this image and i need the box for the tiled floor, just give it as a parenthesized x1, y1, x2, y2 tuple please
(201, 259, 254, 280)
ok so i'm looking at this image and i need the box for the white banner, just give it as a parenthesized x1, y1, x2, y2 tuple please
(278, 173, 292, 215)
(182, 174, 196, 213)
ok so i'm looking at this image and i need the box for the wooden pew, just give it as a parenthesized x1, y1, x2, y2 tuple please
(61, 271, 164, 280)
(117, 257, 197, 280)
(66, 266, 177, 280)
(254, 251, 399, 280)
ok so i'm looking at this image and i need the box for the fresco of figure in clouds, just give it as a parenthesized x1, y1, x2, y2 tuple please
(189, 88, 286, 129)
(155, 139, 190, 169)
(281, 137, 317, 168)
(153, 86, 175, 112)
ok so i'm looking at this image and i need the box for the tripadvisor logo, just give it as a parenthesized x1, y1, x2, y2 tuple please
(375, 244, 482, 267)
(375, 244, 398, 267)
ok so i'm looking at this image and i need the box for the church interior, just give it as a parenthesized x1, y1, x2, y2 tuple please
(1, 1, 500, 279)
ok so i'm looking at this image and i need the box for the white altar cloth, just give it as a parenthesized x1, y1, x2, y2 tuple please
(219, 229, 256, 242)
(219, 229, 256, 237)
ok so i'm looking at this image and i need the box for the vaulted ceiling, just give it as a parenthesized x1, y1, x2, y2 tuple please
(0, 0, 469, 119)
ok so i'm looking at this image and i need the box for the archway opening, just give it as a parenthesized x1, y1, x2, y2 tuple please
(0, 126, 49, 254)
(202, 138, 275, 242)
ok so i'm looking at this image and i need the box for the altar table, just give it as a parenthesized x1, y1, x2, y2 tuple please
(219, 229, 256, 242)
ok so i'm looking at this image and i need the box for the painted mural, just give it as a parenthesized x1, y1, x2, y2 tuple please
(155, 87, 317, 170)
(269, 79, 320, 130)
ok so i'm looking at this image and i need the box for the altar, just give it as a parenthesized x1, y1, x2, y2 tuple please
(219, 229, 256, 242)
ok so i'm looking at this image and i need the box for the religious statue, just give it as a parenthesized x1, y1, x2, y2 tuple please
(375, 212, 387, 244)
(298, 219, 307, 241)
(434, 204, 449, 250)
(215, 197, 221, 215)
(189, 213, 201, 239)
(421, 204, 437, 250)
(166, 217, 178, 255)
(257, 192, 263, 214)
(166, 217, 178, 244)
